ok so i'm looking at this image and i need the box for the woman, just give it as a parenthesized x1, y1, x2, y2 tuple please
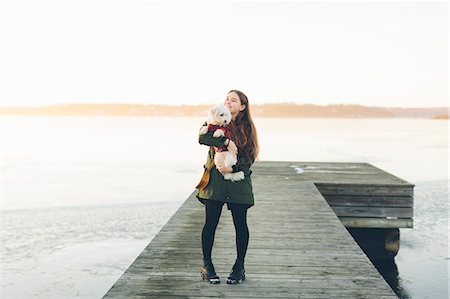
(196, 89, 259, 284)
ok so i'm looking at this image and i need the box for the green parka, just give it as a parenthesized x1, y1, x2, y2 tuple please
(195, 124, 255, 207)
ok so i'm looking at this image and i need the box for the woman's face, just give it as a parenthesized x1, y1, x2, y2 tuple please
(225, 91, 246, 119)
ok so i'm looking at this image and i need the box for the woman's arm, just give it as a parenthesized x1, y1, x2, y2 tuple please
(198, 122, 228, 148)
(231, 152, 255, 176)
(198, 123, 238, 157)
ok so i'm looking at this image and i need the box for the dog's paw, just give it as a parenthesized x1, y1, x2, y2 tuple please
(213, 129, 225, 138)
(199, 126, 208, 135)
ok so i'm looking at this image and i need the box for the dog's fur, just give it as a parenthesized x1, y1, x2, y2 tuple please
(199, 104, 245, 181)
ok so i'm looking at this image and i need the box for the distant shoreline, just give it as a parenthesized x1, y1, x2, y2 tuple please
(0, 103, 448, 119)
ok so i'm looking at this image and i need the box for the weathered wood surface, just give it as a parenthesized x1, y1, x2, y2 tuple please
(103, 161, 407, 298)
(253, 161, 414, 228)
(282, 162, 414, 228)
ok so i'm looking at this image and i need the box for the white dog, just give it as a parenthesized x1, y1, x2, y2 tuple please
(199, 104, 245, 182)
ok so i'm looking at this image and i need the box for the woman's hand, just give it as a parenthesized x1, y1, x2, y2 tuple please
(227, 140, 238, 156)
(216, 164, 233, 174)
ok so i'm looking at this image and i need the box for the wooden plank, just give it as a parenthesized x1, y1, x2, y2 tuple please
(330, 206, 413, 218)
(339, 217, 414, 228)
(323, 195, 413, 207)
(315, 183, 414, 197)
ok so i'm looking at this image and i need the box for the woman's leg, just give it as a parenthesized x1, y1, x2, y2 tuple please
(201, 200, 224, 283)
(230, 205, 249, 264)
(227, 204, 249, 284)
(201, 200, 224, 262)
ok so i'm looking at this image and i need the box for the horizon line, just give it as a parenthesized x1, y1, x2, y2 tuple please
(0, 102, 448, 110)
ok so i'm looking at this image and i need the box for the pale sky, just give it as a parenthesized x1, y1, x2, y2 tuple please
(0, 1, 448, 108)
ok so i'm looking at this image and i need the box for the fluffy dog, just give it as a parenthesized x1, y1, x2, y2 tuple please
(199, 104, 245, 181)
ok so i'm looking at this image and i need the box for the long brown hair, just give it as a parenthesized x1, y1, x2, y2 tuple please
(227, 89, 259, 159)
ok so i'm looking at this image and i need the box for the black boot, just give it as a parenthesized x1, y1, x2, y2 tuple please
(226, 260, 245, 284)
(200, 259, 220, 284)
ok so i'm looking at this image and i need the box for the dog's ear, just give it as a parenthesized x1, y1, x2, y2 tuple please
(208, 105, 216, 114)
(210, 105, 219, 115)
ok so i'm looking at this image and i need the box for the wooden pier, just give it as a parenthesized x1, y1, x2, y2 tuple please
(103, 161, 414, 298)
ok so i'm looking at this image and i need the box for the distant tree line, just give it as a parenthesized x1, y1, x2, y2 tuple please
(0, 103, 447, 119)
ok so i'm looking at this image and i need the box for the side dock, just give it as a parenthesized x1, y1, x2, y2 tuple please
(103, 161, 414, 298)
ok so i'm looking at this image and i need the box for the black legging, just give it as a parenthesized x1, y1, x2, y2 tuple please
(201, 200, 249, 263)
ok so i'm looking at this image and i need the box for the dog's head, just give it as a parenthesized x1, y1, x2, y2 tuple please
(207, 104, 232, 127)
